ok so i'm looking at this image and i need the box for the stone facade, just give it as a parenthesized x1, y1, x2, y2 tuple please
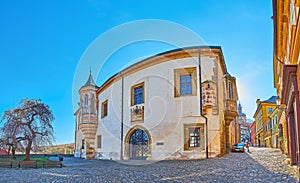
(273, 0, 300, 171)
(74, 46, 238, 160)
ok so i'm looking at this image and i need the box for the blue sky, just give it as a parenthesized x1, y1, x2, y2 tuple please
(0, 1, 275, 144)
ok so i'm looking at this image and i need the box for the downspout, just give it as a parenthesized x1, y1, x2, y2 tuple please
(198, 48, 209, 159)
(120, 72, 124, 160)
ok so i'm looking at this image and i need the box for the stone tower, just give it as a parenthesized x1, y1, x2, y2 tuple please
(78, 71, 98, 159)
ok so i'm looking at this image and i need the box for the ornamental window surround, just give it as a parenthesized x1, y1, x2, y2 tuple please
(174, 67, 197, 97)
(184, 124, 204, 150)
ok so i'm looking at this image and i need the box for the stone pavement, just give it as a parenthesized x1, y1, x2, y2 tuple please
(247, 147, 298, 181)
(0, 147, 298, 182)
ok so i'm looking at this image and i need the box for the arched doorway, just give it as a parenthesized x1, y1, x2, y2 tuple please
(129, 129, 150, 160)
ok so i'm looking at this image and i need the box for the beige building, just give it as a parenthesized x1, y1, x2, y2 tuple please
(74, 46, 239, 160)
(273, 0, 300, 169)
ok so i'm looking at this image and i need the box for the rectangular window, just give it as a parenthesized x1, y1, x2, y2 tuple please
(131, 82, 144, 106)
(174, 67, 197, 97)
(97, 135, 101, 148)
(134, 86, 143, 105)
(189, 128, 200, 147)
(101, 100, 108, 118)
(184, 124, 204, 150)
(180, 74, 192, 95)
(228, 82, 233, 100)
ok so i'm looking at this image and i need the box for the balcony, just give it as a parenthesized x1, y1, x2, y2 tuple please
(224, 99, 238, 125)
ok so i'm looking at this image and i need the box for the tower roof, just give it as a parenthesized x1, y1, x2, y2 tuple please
(238, 102, 246, 116)
(80, 70, 98, 90)
(84, 72, 97, 87)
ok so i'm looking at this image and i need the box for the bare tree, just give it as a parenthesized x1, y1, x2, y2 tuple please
(1, 99, 55, 160)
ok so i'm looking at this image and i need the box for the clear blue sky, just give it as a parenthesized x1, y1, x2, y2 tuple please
(0, 1, 275, 144)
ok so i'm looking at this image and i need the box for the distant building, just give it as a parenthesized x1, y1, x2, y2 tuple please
(250, 121, 256, 146)
(253, 96, 277, 147)
(238, 103, 250, 143)
(74, 46, 239, 160)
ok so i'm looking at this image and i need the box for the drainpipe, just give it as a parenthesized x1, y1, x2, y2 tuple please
(120, 72, 124, 160)
(198, 48, 209, 159)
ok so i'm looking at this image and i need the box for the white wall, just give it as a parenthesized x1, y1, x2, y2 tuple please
(94, 55, 225, 160)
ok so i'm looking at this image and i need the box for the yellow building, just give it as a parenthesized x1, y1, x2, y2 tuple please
(253, 96, 277, 147)
(273, 0, 300, 168)
(264, 107, 280, 148)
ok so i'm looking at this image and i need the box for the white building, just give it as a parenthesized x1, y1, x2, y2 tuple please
(74, 46, 239, 160)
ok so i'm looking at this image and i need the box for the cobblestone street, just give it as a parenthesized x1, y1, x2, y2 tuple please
(0, 147, 298, 182)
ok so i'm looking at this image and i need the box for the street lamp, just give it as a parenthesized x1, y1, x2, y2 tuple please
(276, 96, 286, 110)
(276, 96, 280, 106)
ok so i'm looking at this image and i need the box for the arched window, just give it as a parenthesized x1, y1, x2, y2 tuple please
(83, 94, 89, 114)
(84, 94, 88, 105)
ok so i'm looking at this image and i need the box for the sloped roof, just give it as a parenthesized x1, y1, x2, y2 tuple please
(261, 96, 276, 103)
(96, 46, 229, 95)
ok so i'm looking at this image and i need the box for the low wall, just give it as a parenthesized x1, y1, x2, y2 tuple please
(0, 154, 74, 159)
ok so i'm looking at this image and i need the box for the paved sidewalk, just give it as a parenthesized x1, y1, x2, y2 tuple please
(246, 147, 299, 181)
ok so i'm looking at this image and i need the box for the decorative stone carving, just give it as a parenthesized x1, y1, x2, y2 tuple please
(131, 105, 144, 122)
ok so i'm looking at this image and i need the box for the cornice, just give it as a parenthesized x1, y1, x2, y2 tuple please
(96, 46, 227, 95)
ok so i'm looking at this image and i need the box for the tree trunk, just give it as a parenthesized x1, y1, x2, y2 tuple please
(7, 146, 11, 155)
(24, 140, 32, 161)
(11, 146, 16, 159)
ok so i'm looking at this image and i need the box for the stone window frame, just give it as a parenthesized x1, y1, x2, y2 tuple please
(101, 100, 108, 118)
(183, 123, 205, 150)
(174, 67, 197, 97)
(97, 135, 102, 148)
(131, 82, 145, 106)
